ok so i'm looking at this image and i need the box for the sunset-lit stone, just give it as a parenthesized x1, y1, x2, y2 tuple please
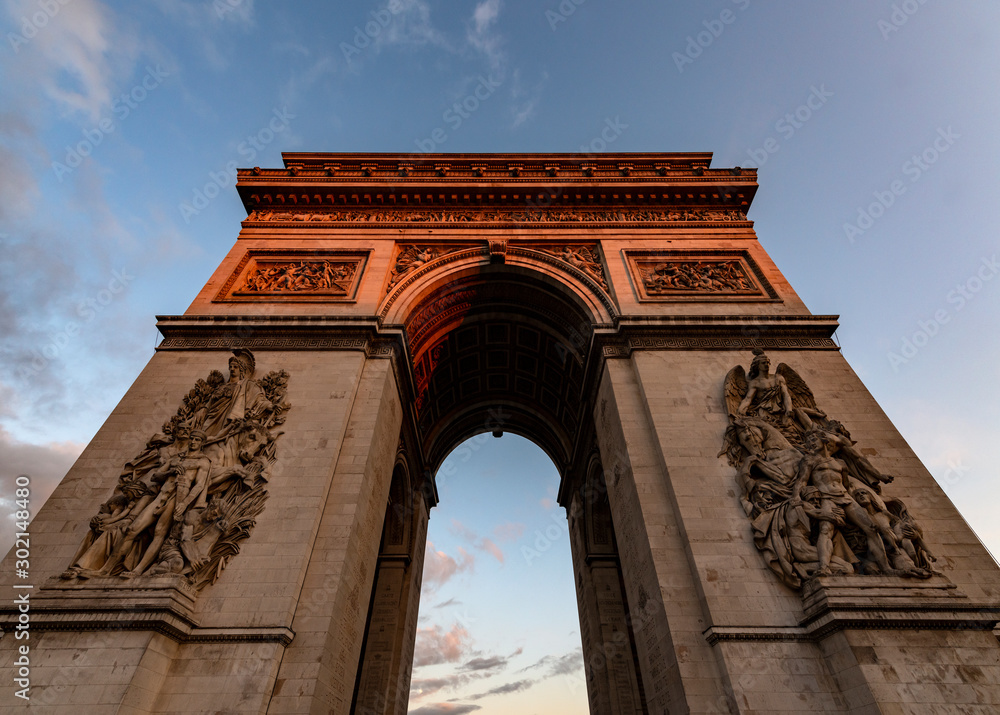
(2, 152, 998, 713)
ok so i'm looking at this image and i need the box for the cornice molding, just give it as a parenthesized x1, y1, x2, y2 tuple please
(599, 315, 840, 355)
(154, 315, 838, 353)
(235, 152, 758, 216)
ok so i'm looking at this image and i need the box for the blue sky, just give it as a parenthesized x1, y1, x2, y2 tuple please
(1, 1, 999, 712)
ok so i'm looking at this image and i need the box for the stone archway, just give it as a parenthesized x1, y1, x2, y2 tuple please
(353, 263, 658, 713)
(5, 152, 1000, 714)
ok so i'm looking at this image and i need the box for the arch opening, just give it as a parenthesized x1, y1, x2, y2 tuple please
(401, 266, 599, 473)
(408, 434, 589, 712)
(354, 262, 651, 713)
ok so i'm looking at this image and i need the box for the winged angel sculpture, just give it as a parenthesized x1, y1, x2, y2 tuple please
(719, 349, 936, 589)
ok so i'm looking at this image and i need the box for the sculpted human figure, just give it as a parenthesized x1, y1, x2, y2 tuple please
(61, 350, 289, 590)
(64, 477, 154, 579)
(552, 246, 605, 287)
(852, 488, 930, 576)
(721, 350, 939, 588)
(737, 349, 795, 425)
(786, 487, 855, 576)
(196, 349, 272, 439)
(59, 494, 129, 578)
(94, 430, 213, 579)
(726, 418, 800, 514)
(792, 429, 899, 576)
(147, 499, 227, 577)
(885, 497, 937, 570)
(117, 424, 191, 487)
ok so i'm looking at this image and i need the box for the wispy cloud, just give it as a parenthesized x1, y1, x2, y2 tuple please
(466, 0, 504, 72)
(410, 673, 474, 700)
(413, 623, 472, 667)
(423, 540, 475, 591)
(460, 646, 522, 674)
(374, 0, 451, 53)
(4, 0, 141, 121)
(509, 68, 548, 129)
(517, 650, 583, 678)
(150, 0, 255, 70)
(450, 519, 506, 564)
(493, 521, 525, 542)
(408, 704, 482, 715)
(466, 678, 535, 701)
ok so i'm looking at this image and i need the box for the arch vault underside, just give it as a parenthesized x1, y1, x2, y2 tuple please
(3, 152, 999, 715)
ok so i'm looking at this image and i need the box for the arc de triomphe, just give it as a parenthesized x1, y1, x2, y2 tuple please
(2, 153, 998, 714)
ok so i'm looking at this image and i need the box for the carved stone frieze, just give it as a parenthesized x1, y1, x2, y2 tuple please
(639, 259, 756, 295)
(387, 245, 471, 292)
(625, 250, 777, 302)
(536, 245, 608, 291)
(719, 350, 938, 590)
(405, 289, 477, 347)
(60, 350, 291, 592)
(244, 208, 747, 224)
(239, 259, 358, 294)
(216, 250, 368, 302)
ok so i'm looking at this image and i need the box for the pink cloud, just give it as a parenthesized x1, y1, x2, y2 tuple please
(423, 541, 474, 592)
(413, 623, 472, 667)
(449, 519, 507, 564)
(480, 538, 504, 564)
(493, 522, 525, 542)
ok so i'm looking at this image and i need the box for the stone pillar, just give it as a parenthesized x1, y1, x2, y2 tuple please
(0, 348, 402, 713)
(594, 357, 732, 713)
(616, 347, 1000, 713)
(352, 460, 429, 715)
(268, 355, 403, 714)
(567, 463, 646, 714)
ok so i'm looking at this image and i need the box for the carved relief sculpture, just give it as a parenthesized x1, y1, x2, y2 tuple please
(60, 349, 290, 591)
(718, 349, 936, 589)
(640, 260, 756, 295)
(387, 245, 474, 291)
(239, 259, 358, 294)
(539, 245, 608, 290)
(387, 246, 441, 290)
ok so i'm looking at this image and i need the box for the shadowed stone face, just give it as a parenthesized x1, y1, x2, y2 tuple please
(6, 153, 1000, 715)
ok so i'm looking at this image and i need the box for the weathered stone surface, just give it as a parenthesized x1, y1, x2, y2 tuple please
(3, 152, 998, 713)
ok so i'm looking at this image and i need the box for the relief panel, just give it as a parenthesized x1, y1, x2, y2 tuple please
(623, 249, 778, 302)
(215, 249, 369, 302)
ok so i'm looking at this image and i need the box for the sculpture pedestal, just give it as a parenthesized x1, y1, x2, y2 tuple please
(0, 576, 294, 645)
(801, 575, 1000, 713)
(801, 574, 999, 638)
